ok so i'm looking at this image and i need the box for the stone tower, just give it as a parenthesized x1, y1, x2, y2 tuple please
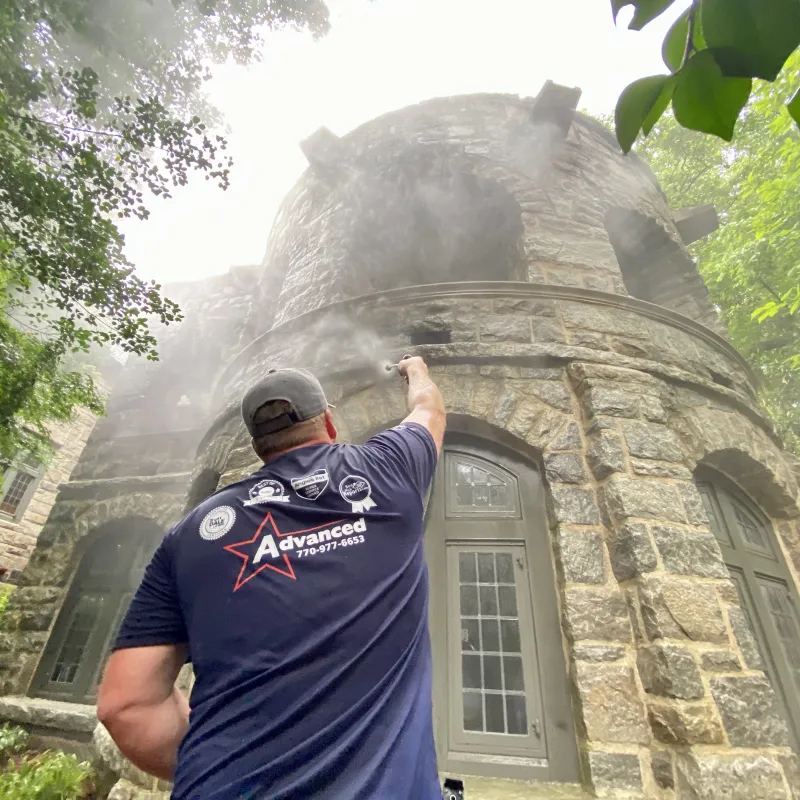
(1, 83, 799, 799)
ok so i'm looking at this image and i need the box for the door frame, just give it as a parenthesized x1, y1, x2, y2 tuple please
(424, 431, 580, 783)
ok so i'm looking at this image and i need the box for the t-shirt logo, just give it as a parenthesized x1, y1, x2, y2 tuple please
(291, 469, 329, 501)
(339, 475, 377, 513)
(244, 479, 290, 506)
(199, 506, 236, 541)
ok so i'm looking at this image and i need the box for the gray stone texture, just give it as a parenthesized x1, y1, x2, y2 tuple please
(563, 586, 632, 642)
(572, 644, 626, 662)
(652, 750, 675, 790)
(544, 452, 586, 484)
(480, 316, 531, 343)
(676, 753, 787, 800)
(779, 754, 800, 800)
(586, 430, 625, 480)
(600, 475, 687, 524)
(585, 751, 643, 791)
(700, 650, 742, 672)
(608, 522, 658, 582)
(573, 662, 648, 743)
(621, 420, 683, 462)
(651, 525, 729, 578)
(729, 607, 765, 670)
(548, 422, 582, 451)
(639, 577, 728, 643)
(647, 700, 724, 744)
(637, 643, 704, 700)
(549, 486, 601, 525)
(555, 529, 606, 584)
(710, 676, 791, 747)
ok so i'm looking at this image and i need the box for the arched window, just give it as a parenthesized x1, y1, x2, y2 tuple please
(424, 435, 579, 784)
(695, 468, 800, 746)
(31, 517, 164, 704)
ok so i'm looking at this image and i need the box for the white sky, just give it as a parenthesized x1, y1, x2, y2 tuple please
(120, 0, 690, 285)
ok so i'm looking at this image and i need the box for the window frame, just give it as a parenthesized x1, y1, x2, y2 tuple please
(0, 457, 44, 521)
(695, 466, 800, 749)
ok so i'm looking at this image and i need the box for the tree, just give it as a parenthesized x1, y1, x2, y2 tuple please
(0, 0, 329, 462)
(633, 52, 800, 452)
(611, 0, 800, 152)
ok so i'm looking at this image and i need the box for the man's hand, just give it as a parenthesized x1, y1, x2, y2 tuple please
(398, 355, 446, 453)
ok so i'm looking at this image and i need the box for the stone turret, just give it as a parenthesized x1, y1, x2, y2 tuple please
(1, 83, 799, 799)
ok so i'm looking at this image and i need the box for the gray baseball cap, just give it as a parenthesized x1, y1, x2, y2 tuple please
(241, 368, 330, 438)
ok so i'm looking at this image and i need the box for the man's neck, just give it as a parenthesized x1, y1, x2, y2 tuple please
(262, 437, 333, 464)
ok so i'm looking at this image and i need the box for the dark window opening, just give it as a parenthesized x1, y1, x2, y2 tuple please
(410, 329, 452, 346)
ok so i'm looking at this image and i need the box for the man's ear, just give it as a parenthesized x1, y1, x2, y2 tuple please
(324, 410, 337, 442)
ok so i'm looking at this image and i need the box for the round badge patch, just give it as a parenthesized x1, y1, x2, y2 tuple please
(244, 478, 290, 506)
(200, 505, 236, 541)
(338, 474, 377, 512)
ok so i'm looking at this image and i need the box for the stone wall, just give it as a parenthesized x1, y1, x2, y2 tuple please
(0, 408, 97, 578)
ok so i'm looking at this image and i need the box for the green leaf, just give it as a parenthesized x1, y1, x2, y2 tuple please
(701, 0, 800, 81)
(610, 0, 676, 28)
(642, 79, 675, 135)
(662, 7, 706, 72)
(789, 88, 800, 126)
(672, 50, 752, 140)
(615, 75, 674, 152)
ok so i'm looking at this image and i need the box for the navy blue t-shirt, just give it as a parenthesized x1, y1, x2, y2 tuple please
(114, 422, 440, 800)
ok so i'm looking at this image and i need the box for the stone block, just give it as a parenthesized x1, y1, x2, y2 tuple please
(652, 750, 675, 790)
(621, 420, 682, 462)
(638, 644, 704, 700)
(548, 422, 582, 452)
(647, 700, 724, 744)
(489, 389, 518, 428)
(651, 526, 728, 579)
(493, 297, 556, 316)
(549, 486, 601, 525)
(729, 607, 764, 670)
(529, 381, 573, 412)
(568, 331, 610, 350)
(572, 644, 625, 662)
(585, 751, 643, 791)
(580, 386, 639, 419)
(639, 577, 728, 644)
(586, 431, 625, 480)
(779, 754, 800, 800)
(480, 316, 531, 343)
(561, 303, 649, 339)
(600, 476, 687, 524)
(532, 318, 566, 344)
(544, 453, 586, 484)
(678, 483, 709, 526)
(608, 522, 657, 582)
(710, 675, 790, 747)
(563, 586, 632, 642)
(700, 650, 741, 672)
(676, 753, 786, 800)
(573, 662, 648, 743)
(631, 459, 692, 479)
(556, 529, 605, 584)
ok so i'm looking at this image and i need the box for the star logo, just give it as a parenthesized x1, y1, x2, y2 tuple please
(223, 512, 346, 591)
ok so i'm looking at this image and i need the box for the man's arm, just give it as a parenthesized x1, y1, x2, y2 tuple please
(97, 643, 189, 781)
(398, 356, 446, 453)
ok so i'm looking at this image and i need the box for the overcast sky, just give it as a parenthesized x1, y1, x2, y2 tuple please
(120, 0, 690, 286)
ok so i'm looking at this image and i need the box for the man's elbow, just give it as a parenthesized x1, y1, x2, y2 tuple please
(97, 681, 131, 729)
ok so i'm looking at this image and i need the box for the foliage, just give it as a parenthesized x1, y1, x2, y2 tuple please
(0, 0, 329, 462)
(632, 54, 800, 451)
(0, 584, 14, 628)
(610, 0, 800, 151)
(0, 749, 93, 799)
(0, 724, 29, 760)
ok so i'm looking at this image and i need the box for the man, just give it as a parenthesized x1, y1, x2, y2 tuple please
(97, 356, 446, 799)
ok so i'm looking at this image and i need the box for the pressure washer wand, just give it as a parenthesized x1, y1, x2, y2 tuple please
(385, 355, 413, 380)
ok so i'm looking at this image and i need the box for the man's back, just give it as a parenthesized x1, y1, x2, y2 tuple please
(115, 423, 441, 799)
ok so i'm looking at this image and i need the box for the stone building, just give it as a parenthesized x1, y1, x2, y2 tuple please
(1, 82, 799, 799)
(0, 409, 96, 580)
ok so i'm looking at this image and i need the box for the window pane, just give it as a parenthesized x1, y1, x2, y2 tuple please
(479, 585, 498, 616)
(477, 553, 495, 583)
(732, 499, 771, 553)
(459, 552, 477, 583)
(460, 585, 478, 616)
(456, 484, 473, 506)
(485, 693, 505, 733)
(483, 655, 502, 690)
(759, 579, 800, 692)
(50, 595, 105, 684)
(448, 455, 519, 515)
(461, 619, 480, 652)
(462, 654, 482, 689)
(496, 553, 514, 584)
(463, 691, 483, 731)
(501, 619, 521, 653)
(473, 485, 489, 506)
(489, 484, 508, 507)
(498, 586, 517, 616)
(481, 618, 499, 652)
(506, 695, 528, 735)
(697, 482, 731, 545)
(504, 656, 525, 691)
(0, 471, 34, 516)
